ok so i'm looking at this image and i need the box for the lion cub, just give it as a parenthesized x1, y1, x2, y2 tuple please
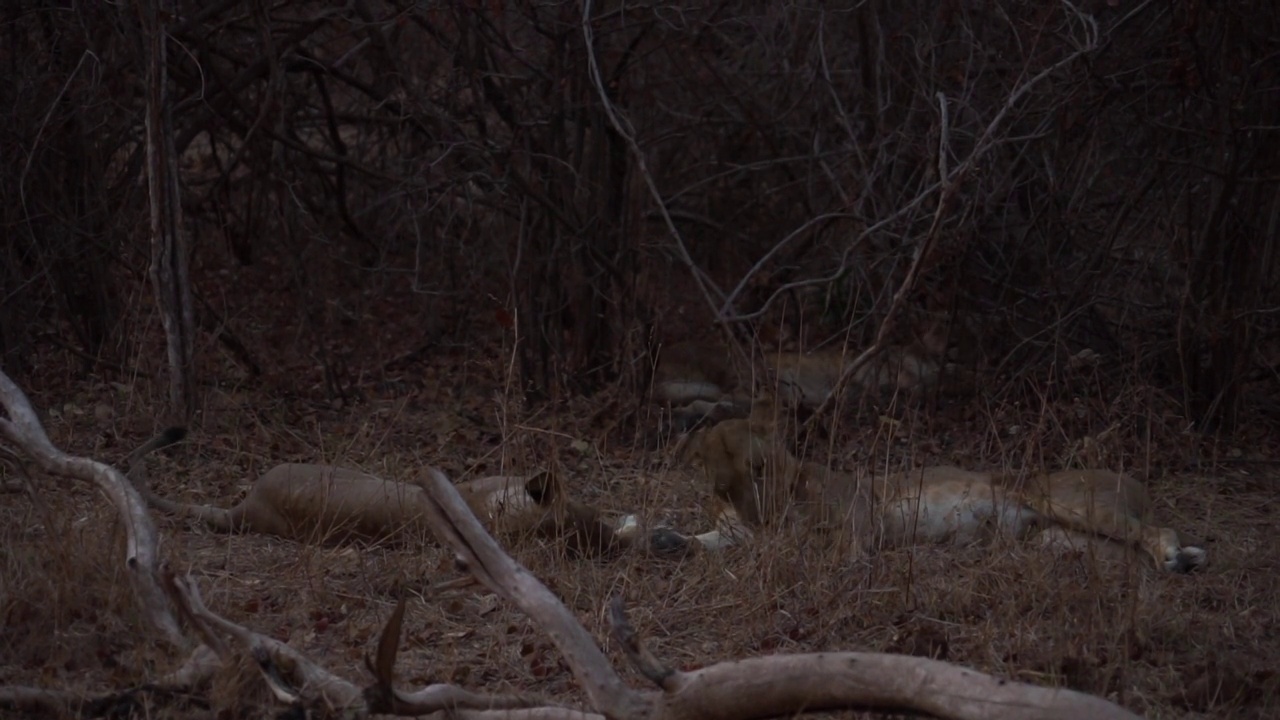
(667, 406, 1207, 573)
(128, 430, 628, 557)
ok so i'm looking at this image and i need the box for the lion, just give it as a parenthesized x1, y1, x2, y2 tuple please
(657, 401, 1207, 573)
(652, 321, 960, 434)
(765, 323, 950, 410)
(651, 340, 753, 435)
(125, 428, 632, 558)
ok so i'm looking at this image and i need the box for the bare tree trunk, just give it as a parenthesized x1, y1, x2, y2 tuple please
(137, 0, 197, 422)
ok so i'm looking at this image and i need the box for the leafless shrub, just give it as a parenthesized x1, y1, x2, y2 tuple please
(3, 1, 1275, 441)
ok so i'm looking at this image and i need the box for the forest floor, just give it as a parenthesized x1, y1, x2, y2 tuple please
(2, 228, 1280, 717)
(2, 325, 1279, 720)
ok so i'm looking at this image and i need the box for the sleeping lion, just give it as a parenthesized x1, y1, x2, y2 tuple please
(652, 399, 1207, 573)
(126, 428, 632, 558)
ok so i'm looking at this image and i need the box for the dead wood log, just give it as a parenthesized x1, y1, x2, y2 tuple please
(414, 465, 1145, 720)
(0, 369, 185, 647)
(160, 567, 588, 719)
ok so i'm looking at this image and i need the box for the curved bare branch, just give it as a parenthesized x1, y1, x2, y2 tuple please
(0, 369, 185, 648)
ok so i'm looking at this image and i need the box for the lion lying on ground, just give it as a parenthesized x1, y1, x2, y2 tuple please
(653, 400, 1207, 573)
(651, 325, 957, 435)
(127, 428, 633, 558)
(650, 340, 753, 436)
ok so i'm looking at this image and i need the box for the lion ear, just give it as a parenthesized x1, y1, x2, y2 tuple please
(672, 426, 705, 465)
(523, 469, 562, 506)
(746, 393, 781, 431)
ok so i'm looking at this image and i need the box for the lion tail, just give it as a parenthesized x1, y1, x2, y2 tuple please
(124, 426, 244, 532)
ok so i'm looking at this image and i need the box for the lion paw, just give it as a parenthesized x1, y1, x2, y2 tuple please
(649, 527, 694, 557)
(1170, 545, 1207, 573)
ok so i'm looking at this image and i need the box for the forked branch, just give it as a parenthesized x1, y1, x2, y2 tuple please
(163, 566, 579, 719)
(0, 369, 185, 647)
(166, 569, 365, 712)
(0, 369, 589, 719)
(416, 467, 1144, 720)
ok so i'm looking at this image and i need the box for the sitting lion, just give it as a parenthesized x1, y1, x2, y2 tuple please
(126, 428, 632, 558)
(654, 399, 1207, 573)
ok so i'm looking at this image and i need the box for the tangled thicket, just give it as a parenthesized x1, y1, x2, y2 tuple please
(2, 0, 1277, 434)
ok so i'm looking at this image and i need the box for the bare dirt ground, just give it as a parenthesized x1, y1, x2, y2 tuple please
(2, 336, 1278, 720)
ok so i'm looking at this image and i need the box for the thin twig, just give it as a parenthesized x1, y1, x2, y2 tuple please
(802, 13, 1099, 430)
(580, 0, 748, 369)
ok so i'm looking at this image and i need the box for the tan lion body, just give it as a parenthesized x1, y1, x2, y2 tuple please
(652, 328, 953, 432)
(152, 464, 624, 555)
(651, 341, 753, 434)
(653, 341, 743, 409)
(127, 432, 626, 556)
(674, 415, 1206, 573)
(767, 342, 945, 409)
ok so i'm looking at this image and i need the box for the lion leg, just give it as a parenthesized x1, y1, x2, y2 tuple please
(625, 503, 755, 557)
(1019, 470, 1206, 573)
(1103, 515, 1206, 573)
(1031, 525, 1145, 566)
(606, 514, 701, 557)
(692, 503, 754, 550)
(539, 501, 632, 558)
(1036, 497, 1205, 573)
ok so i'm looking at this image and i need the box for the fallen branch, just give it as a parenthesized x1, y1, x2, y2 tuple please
(0, 673, 209, 719)
(0, 370, 595, 719)
(163, 564, 586, 719)
(166, 568, 364, 713)
(0, 686, 88, 718)
(415, 465, 1145, 720)
(0, 369, 185, 647)
(416, 466, 654, 720)
(0, 655, 213, 717)
(608, 597, 1140, 720)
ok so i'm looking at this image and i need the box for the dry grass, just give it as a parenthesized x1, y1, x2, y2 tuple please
(2, 350, 1278, 720)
